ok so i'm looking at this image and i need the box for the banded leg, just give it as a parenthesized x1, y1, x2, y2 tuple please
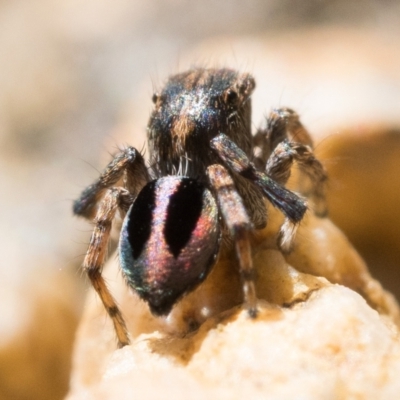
(84, 187, 134, 347)
(73, 147, 149, 219)
(211, 133, 307, 251)
(254, 108, 328, 217)
(207, 164, 257, 317)
(266, 140, 328, 217)
(253, 108, 313, 169)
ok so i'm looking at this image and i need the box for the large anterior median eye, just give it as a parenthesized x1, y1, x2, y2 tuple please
(119, 176, 220, 316)
(224, 88, 239, 106)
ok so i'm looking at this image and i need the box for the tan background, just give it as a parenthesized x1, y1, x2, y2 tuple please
(0, 1, 399, 399)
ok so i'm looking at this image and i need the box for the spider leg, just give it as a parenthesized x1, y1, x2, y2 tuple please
(207, 164, 257, 317)
(211, 134, 307, 223)
(211, 133, 307, 252)
(253, 108, 313, 168)
(266, 140, 328, 217)
(73, 147, 149, 219)
(84, 187, 134, 347)
(253, 108, 327, 217)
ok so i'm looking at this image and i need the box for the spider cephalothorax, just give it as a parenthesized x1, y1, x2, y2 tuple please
(148, 69, 254, 177)
(73, 68, 327, 347)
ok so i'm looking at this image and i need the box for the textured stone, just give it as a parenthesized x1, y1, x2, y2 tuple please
(67, 203, 400, 399)
(68, 285, 400, 400)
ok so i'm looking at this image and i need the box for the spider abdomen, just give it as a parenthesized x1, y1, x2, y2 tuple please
(119, 176, 220, 316)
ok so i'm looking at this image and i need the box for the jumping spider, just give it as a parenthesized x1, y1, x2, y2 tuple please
(73, 68, 327, 347)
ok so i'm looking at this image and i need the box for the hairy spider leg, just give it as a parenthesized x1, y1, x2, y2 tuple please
(207, 164, 257, 317)
(253, 108, 314, 166)
(254, 108, 328, 217)
(210, 133, 307, 253)
(83, 187, 134, 347)
(266, 140, 328, 217)
(73, 147, 150, 219)
(74, 146, 150, 346)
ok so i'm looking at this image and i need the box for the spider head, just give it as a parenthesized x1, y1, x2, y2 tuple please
(148, 68, 255, 176)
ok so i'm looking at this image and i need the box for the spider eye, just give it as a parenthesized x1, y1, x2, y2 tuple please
(152, 93, 167, 106)
(152, 93, 159, 104)
(225, 89, 238, 105)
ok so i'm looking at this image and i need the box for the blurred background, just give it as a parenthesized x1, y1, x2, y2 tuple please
(0, 1, 399, 399)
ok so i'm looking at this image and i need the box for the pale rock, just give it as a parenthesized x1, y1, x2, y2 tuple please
(67, 206, 400, 399)
(68, 285, 400, 400)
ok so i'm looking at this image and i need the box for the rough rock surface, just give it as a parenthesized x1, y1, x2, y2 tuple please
(68, 286, 400, 400)
(67, 207, 400, 399)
